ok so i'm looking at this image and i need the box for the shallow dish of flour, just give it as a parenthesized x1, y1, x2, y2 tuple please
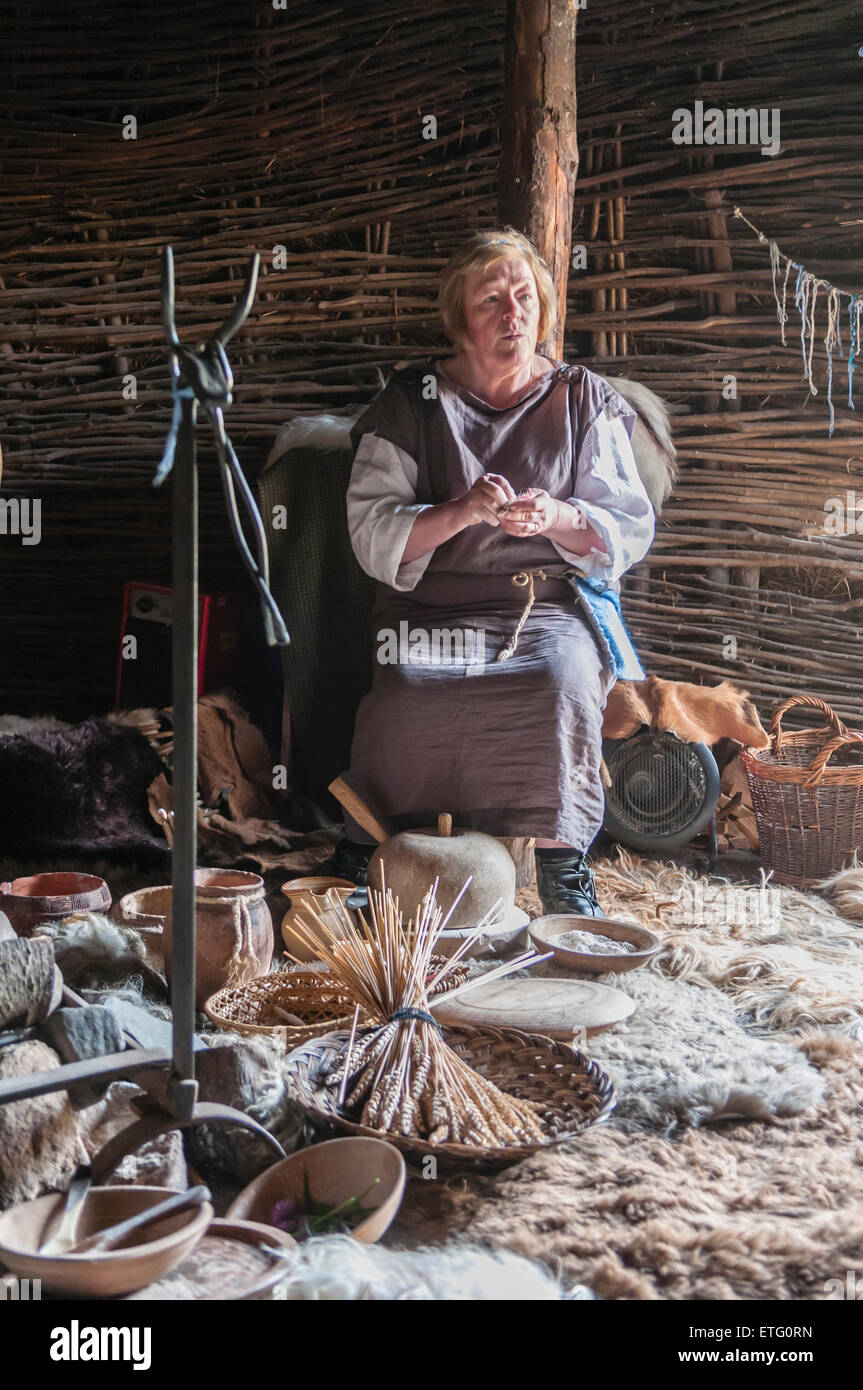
(528, 914, 661, 975)
(553, 929, 637, 955)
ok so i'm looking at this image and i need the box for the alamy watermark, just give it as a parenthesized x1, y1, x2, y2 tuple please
(377, 622, 487, 672)
(0, 497, 41, 546)
(824, 1270, 863, 1300)
(49, 1321, 151, 1370)
(666, 881, 782, 929)
(823, 490, 863, 536)
(671, 100, 780, 158)
(0, 1276, 41, 1300)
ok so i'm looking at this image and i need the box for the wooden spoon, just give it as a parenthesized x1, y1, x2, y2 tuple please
(39, 1164, 92, 1255)
(68, 1185, 211, 1255)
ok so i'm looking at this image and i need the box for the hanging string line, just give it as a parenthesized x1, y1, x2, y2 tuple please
(733, 207, 863, 436)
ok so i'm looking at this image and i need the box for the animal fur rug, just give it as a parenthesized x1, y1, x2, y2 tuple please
(269, 1234, 586, 1301)
(0, 718, 169, 863)
(467, 957, 823, 1134)
(591, 850, 863, 1039)
(394, 849, 863, 1299)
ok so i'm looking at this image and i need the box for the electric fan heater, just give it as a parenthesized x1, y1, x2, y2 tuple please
(602, 730, 721, 852)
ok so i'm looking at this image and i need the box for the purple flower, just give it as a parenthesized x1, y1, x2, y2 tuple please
(270, 1197, 298, 1230)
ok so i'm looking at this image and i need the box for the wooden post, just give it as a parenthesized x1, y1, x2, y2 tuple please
(498, 0, 579, 359)
(498, 0, 578, 874)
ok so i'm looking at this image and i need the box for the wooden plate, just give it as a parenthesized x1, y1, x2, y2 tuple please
(125, 1219, 296, 1301)
(432, 976, 635, 1037)
(528, 914, 661, 975)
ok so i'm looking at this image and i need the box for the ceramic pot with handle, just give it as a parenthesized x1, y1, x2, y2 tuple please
(163, 869, 273, 1009)
(280, 877, 356, 962)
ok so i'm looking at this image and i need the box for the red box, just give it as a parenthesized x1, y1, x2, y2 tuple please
(114, 582, 243, 710)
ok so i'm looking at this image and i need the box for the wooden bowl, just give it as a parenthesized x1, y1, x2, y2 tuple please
(529, 914, 660, 974)
(0, 1186, 212, 1297)
(125, 1219, 298, 1301)
(226, 1137, 406, 1244)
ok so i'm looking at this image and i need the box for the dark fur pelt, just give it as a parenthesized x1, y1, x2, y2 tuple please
(0, 718, 169, 863)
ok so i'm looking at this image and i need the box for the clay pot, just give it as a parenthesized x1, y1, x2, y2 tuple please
(163, 869, 273, 1010)
(112, 885, 172, 968)
(280, 877, 357, 962)
(0, 873, 111, 938)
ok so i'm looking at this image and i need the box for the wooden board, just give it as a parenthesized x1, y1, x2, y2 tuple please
(433, 977, 635, 1037)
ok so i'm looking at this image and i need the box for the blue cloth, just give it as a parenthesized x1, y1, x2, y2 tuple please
(564, 572, 646, 682)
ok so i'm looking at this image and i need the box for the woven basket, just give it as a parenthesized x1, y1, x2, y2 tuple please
(740, 695, 863, 887)
(204, 958, 469, 1048)
(204, 971, 362, 1048)
(282, 1025, 615, 1169)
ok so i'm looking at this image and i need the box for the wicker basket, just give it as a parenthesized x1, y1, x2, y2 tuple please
(282, 1024, 616, 1169)
(204, 971, 362, 1048)
(204, 958, 469, 1048)
(740, 695, 863, 887)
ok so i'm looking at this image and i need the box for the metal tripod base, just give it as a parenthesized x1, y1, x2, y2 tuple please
(90, 1097, 286, 1185)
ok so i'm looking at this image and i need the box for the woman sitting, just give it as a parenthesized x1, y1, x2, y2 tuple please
(326, 227, 655, 916)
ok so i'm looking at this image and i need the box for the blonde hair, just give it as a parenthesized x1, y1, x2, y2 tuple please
(438, 227, 557, 350)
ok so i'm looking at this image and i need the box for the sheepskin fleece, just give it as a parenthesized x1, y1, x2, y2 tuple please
(0, 717, 169, 863)
(574, 968, 820, 1132)
(391, 850, 863, 1299)
(273, 1234, 583, 1300)
(467, 955, 821, 1132)
(589, 850, 863, 1039)
(36, 912, 166, 999)
(396, 1032, 863, 1300)
(816, 860, 863, 922)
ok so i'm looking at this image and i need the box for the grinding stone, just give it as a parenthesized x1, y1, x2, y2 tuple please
(0, 937, 58, 1029)
(39, 1005, 124, 1109)
(368, 826, 516, 930)
(432, 976, 636, 1037)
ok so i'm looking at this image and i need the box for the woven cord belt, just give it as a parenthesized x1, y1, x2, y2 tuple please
(496, 569, 546, 663)
(496, 567, 577, 663)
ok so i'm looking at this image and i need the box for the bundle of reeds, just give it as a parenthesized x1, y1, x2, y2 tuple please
(286, 873, 549, 1147)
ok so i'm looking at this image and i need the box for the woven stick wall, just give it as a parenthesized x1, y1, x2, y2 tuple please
(1, 0, 861, 722)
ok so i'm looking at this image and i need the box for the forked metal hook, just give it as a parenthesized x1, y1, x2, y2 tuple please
(161, 245, 260, 351)
(155, 245, 289, 648)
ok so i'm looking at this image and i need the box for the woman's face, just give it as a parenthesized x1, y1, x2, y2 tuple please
(460, 256, 541, 371)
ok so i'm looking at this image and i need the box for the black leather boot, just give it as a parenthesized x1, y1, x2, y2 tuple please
(315, 837, 374, 887)
(535, 849, 604, 917)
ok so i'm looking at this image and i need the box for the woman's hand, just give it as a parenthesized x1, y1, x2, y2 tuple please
(457, 473, 517, 527)
(401, 474, 516, 564)
(498, 487, 562, 537)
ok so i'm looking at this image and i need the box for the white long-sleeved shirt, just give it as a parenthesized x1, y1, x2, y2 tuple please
(347, 398, 655, 591)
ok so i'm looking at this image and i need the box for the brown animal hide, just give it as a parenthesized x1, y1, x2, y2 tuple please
(196, 692, 277, 820)
(603, 677, 770, 750)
